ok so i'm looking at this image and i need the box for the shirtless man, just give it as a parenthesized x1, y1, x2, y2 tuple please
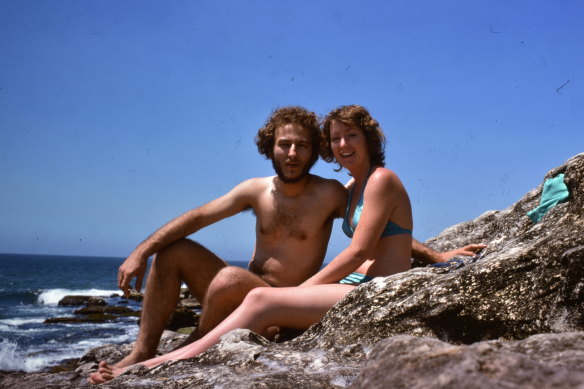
(111, 106, 348, 369)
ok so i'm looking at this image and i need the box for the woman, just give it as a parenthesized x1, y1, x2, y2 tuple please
(89, 105, 412, 384)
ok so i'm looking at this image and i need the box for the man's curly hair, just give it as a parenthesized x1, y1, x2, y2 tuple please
(321, 105, 386, 169)
(256, 106, 321, 166)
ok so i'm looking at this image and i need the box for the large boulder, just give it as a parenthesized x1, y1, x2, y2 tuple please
(299, 152, 584, 350)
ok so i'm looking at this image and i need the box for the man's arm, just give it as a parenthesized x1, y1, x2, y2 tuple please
(117, 179, 258, 297)
(412, 238, 486, 264)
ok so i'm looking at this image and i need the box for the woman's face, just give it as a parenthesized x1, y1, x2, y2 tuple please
(329, 120, 369, 170)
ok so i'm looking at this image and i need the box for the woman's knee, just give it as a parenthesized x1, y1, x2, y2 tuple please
(242, 287, 274, 309)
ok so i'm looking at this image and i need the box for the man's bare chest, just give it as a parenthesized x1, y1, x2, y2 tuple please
(255, 196, 323, 240)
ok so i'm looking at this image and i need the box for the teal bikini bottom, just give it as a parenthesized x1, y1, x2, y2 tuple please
(338, 272, 374, 285)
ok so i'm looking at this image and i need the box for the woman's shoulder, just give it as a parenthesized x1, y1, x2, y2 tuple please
(365, 167, 410, 209)
(368, 166, 405, 189)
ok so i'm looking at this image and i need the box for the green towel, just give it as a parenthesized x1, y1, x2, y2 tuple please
(527, 173, 570, 223)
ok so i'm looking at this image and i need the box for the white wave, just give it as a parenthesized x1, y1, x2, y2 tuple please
(0, 337, 100, 372)
(0, 339, 23, 371)
(37, 288, 120, 305)
(0, 318, 45, 327)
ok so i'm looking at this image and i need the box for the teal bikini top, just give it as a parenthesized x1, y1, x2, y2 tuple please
(342, 173, 412, 239)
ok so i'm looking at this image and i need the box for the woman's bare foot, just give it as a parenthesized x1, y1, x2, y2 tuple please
(87, 361, 127, 385)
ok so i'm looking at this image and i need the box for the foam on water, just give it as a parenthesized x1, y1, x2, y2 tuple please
(0, 318, 45, 327)
(0, 338, 86, 372)
(37, 288, 120, 305)
(0, 254, 141, 372)
(0, 321, 139, 372)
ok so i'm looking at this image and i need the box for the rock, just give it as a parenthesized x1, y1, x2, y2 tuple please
(298, 153, 584, 350)
(73, 306, 134, 315)
(72, 330, 188, 380)
(350, 332, 584, 388)
(86, 297, 107, 306)
(88, 329, 366, 389)
(180, 298, 202, 310)
(57, 295, 107, 307)
(44, 314, 118, 324)
(6, 153, 584, 388)
(57, 295, 93, 306)
(176, 326, 196, 335)
(166, 307, 199, 331)
(128, 291, 143, 301)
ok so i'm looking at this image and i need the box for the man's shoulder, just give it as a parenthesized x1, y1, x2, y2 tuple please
(238, 176, 274, 189)
(228, 177, 273, 201)
(308, 174, 345, 192)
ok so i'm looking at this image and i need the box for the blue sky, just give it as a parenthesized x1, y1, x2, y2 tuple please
(1, 0, 582, 262)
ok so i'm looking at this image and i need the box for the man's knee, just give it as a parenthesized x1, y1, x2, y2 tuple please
(153, 239, 208, 268)
(210, 266, 254, 294)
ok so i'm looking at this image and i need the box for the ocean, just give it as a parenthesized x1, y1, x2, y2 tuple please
(0, 253, 247, 372)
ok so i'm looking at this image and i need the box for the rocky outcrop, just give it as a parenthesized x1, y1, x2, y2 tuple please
(2, 153, 583, 389)
(351, 332, 584, 388)
(45, 289, 196, 327)
(58, 296, 107, 307)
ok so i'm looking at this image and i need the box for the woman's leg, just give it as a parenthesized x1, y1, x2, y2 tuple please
(171, 283, 355, 361)
(89, 283, 354, 384)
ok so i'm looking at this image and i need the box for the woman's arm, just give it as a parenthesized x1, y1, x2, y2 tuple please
(302, 169, 411, 286)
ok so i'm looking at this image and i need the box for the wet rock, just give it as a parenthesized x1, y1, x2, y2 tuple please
(128, 291, 143, 302)
(44, 314, 118, 324)
(73, 306, 134, 315)
(57, 295, 107, 307)
(57, 295, 93, 306)
(166, 307, 199, 332)
(86, 297, 107, 306)
(180, 298, 201, 310)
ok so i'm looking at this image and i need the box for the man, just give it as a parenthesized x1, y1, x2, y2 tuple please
(112, 106, 348, 369)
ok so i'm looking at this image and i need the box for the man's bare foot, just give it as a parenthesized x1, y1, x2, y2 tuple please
(110, 350, 154, 369)
(87, 361, 127, 385)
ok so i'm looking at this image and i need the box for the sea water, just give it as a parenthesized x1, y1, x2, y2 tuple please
(0, 253, 247, 372)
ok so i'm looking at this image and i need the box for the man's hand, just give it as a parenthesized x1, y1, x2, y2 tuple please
(438, 244, 487, 262)
(118, 252, 148, 298)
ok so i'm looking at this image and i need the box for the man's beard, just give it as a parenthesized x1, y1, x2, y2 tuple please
(271, 158, 313, 183)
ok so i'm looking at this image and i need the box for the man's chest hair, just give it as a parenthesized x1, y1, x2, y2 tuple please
(254, 193, 326, 240)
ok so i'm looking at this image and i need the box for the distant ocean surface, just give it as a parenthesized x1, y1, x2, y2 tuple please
(0, 253, 247, 372)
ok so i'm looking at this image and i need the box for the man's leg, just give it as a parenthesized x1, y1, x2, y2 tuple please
(175, 266, 270, 348)
(89, 284, 354, 384)
(115, 239, 227, 368)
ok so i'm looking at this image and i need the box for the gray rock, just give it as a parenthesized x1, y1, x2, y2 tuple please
(299, 153, 584, 350)
(350, 332, 584, 389)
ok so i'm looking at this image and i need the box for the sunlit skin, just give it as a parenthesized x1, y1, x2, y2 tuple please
(271, 123, 314, 183)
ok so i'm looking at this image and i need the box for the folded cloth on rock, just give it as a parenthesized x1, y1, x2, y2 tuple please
(527, 173, 570, 223)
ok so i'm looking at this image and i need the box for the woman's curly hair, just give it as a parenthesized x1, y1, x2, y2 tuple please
(255, 106, 321, 166)
(321, 105, 386, 169)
